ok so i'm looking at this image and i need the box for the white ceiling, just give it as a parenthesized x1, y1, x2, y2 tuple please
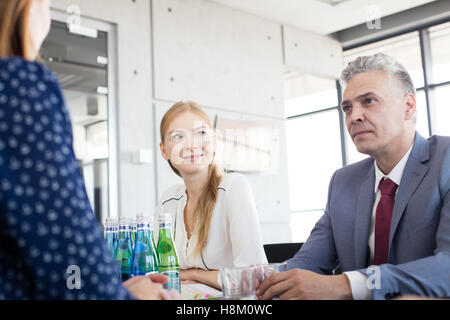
(208, 0, 436, 34)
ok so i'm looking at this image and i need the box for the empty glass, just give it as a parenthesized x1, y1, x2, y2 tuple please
(255, 262, 287, 300)
(256, 262, 287, 283)
(219, 266, 257, 300)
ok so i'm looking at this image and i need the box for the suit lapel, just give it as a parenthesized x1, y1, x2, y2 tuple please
(354, 164, 375, 269)
(389, 133, 430, 250)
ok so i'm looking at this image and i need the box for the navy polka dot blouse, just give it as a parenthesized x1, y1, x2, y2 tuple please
(0, 57, 134, 300)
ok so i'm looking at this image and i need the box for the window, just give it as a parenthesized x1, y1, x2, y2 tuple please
(415, 90, 430, 138)
(434, 85, 450, 136)
(286, 109, 342, 213)
(285, 73, 338, 117)
(430, 22, 450, 136)
(40, 19, 116, 223)
(430, 22, 450, 84)
(285, 73, 341, 242)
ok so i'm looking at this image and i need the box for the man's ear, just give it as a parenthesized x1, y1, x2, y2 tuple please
(404, 93, 416, 121)
(160, 142, 170, 160)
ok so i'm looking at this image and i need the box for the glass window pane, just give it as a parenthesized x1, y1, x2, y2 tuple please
(344, 32, 424, 89)
(434, 85, 450, 136)
(286, 109, 342, 212)
(346, 130, 368, 165)
(285, 73, 338, 117)
(415, 90, 430, 138)
(40, 20, 110, 221)
(430, 22, 450, 84)
(290, 210, 324, 243)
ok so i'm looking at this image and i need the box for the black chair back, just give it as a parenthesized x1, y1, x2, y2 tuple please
(263, 242, 303, 263)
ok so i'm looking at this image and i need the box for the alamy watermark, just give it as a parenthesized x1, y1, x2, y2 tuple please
(366, 265, 381, 290)
(166, 120, 280, 174)
(66, 5, 82, 28)
(366, 5, 382, 30)
(66, 265, 81, 290)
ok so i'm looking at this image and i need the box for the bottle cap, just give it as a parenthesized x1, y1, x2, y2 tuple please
(137, 214, 154, 224)
(105, 217, 118, 226)
(118, 216, 131, 226)
(159, 213, 173, 223)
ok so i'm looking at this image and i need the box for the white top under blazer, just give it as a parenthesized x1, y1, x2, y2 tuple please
(154, 173, 268, 271)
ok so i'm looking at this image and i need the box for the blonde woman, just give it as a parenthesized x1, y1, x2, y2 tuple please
(157, 101, 268, 289)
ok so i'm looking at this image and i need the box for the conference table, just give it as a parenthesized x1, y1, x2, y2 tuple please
(181, 282, 223, 300)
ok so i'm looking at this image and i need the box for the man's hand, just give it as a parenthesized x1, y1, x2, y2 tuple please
(256, 269, 353, 300)
(123, 274, 181, 300)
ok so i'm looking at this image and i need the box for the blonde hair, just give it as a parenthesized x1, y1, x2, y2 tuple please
(0, 0, 35, 60)
(160, 101, 223, 256)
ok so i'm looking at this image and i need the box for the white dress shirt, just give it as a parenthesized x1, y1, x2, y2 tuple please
(154, 173, 268, 274)
(344, 143, 413, 300)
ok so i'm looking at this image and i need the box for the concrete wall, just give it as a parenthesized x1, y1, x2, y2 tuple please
(283, 25, 343, 79)
(51, 0, 342, 244)
(151, 0, 290, 243)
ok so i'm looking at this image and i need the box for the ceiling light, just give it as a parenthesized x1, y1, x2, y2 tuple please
(316, 0, 351, 6)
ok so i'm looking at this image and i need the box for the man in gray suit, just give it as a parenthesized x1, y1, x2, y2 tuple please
(257, 53, 450, 300)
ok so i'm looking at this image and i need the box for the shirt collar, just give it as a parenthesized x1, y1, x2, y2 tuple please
(374, 143, 414, 192)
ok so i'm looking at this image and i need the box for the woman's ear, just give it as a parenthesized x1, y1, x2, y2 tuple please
(160, 142, 170, 161)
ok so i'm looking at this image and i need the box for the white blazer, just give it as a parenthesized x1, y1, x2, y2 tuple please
(154, 173, 268, 270)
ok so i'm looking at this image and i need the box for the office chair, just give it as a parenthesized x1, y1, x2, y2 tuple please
(263, 242, 303, 263)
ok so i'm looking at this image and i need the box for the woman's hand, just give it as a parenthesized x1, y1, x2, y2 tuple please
(123, 274, 182, 300)
(180, 269, 201, 285)
(180, 268, 199, 281)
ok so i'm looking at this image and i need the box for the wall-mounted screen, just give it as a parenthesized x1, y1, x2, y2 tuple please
(214, 116, 278, 173)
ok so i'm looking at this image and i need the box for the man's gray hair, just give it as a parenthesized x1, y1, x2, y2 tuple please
(340, 53, 416, 96)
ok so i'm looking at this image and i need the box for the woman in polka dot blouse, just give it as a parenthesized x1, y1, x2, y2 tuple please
(0, 0, 178, 300)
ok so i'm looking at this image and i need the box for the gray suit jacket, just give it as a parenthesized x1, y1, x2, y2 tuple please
(286, 133, 450, 299)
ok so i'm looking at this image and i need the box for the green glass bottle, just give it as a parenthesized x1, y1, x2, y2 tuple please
(104, 217, 118, 260)
(115, 216, 133, 281)
(130, 216, 137, 248)
(132, 214, 159, 276)
(157, 213, 180, 292)
(149, 217, 158, 258)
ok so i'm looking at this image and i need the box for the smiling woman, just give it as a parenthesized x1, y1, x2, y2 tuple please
(157, 101, 268, 290)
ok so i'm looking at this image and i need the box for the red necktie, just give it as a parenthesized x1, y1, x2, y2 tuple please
(374, 178, 398, 265)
